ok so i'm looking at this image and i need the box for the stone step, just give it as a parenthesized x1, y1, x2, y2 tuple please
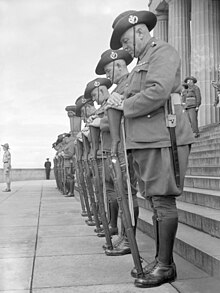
(188, 156, 220, 166)
(191, 143, 220, 152)
(186, 166, 220, 176)
(179, 186, 220, 210)
(199, 123, 220, 134)
(184, 174, 220, 190)
(137, 206, 220, 278)
(189, 149, 220, 158)
(177, 201, 220, 238)
(198, 131, 220, 140)
(138, 197, 220, 239)
(192, 137, 220, 147)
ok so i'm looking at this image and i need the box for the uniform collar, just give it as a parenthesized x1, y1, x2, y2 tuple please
(138, 37, 157, 63)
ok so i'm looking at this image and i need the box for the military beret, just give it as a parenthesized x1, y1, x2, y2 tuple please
(184, 76, 197, 83)
(110, 10, 157, 50)
(84, 78, 112, 100)
(75, 95, 94, 116)
(95, 49, 133, 75)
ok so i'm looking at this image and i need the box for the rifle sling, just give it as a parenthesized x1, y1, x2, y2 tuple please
(167, 97, 180, 188)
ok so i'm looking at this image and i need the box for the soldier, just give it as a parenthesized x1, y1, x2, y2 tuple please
(182, 76, 202, 138)
(44, 158, 51, 180)
(108, 10, 194, 288)
(75, 96, 97, 227)
(52, 142, 59, 189)
(211, 80, 220, 107)
(95, 48, 140, 256)
(84, 77, 123, 239)
(62, 134, 76, 197)
(1, 143, 11, 192)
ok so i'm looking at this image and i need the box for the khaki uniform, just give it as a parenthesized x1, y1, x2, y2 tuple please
(123, 37, 194, 202)
(100, 74, 138, 206)
(3, 150, 11, 176)
(182, 84, 202, 135)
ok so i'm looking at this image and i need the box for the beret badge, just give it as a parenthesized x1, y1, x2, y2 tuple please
(81, 97, 87, 104)
(94, 81, 100, 87)
(128, 15, 138, 25)
(110, 51, 118, 59)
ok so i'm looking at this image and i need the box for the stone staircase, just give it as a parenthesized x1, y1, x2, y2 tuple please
(137, 123, 220, 279)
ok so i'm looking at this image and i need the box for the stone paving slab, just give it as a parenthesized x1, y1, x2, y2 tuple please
(33, 283, 177, 293)
(0, 257, 33, 291)
(38, 224, 95, 238)
(36, 235, 105, 257)
(1, 180, 220, 293)
(0, 226, 37, 240)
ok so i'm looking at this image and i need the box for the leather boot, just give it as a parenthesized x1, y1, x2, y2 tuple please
(97, 226, 118, 237)
(134, 217, 178, 288)
(85, 218, 96, 226)
(105, 236, 131, 256)
(131, 214, 158, 278)
(102, 233, 124, 250)
(109, 199, 119, 230)
(81, 211, 88, 217)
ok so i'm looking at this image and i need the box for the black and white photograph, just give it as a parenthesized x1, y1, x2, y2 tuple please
(0, 0, 220, 292)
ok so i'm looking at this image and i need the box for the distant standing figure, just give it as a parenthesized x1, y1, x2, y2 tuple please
(1, 143, 11, 192)
(182, 76, 202, 138)
(44, 158, 51, 180)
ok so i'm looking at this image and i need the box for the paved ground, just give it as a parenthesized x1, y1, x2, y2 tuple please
(0, 180, 220, 293)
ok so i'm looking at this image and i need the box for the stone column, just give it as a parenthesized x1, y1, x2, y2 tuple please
(191, 0, 220, 126)
(167, 0, 191, 80)
(65, 105, 81, 137)
(153, 12, 168, 42)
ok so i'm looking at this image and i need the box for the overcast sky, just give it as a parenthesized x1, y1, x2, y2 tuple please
(0, 0, 149, 168)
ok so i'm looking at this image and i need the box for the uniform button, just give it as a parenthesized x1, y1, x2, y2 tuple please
(126, 84, 128, 87)
(147, 115, 151, 118)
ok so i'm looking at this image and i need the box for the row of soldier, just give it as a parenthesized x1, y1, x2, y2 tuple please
(52, 9, 195, 289)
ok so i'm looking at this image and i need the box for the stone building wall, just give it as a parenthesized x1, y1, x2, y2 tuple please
(148, 0, 220, 127)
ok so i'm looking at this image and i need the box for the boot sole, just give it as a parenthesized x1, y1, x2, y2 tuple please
(134, 276, 177, 288)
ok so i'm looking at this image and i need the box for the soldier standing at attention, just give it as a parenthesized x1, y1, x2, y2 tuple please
(84, 78, 120, 237)
(2, 143, 11, 192)
(62, 134, 76, 197)
(182, 76, 202, 138)
(107, 10, 194, 288)
(44, 158, 52, 180)
(95, 48, 140, 256)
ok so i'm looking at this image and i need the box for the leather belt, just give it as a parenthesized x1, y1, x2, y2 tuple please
(4, 161, 8, 163)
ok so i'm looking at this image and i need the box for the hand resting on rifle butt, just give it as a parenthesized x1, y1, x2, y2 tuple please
(105, 92, 124, 111)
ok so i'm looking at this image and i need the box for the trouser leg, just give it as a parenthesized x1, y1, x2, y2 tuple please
(134, 196, 178, 288)
(109, 198, 119, 231)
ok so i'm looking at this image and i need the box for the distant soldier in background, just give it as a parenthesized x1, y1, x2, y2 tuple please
(44, 158, 52, 180)
(1, 143, 11, 192)
(182, 76, 202, 138)
(211, 65, 220, 108)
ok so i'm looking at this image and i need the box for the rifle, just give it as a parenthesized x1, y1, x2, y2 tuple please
(74, 156, 87, 216)
(61, 155, 67, 195)
(107, 107, 144, 278)
(82, 132, 102, 232)
(89, 125, 113, 249)
(76, 139, 95, 226)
